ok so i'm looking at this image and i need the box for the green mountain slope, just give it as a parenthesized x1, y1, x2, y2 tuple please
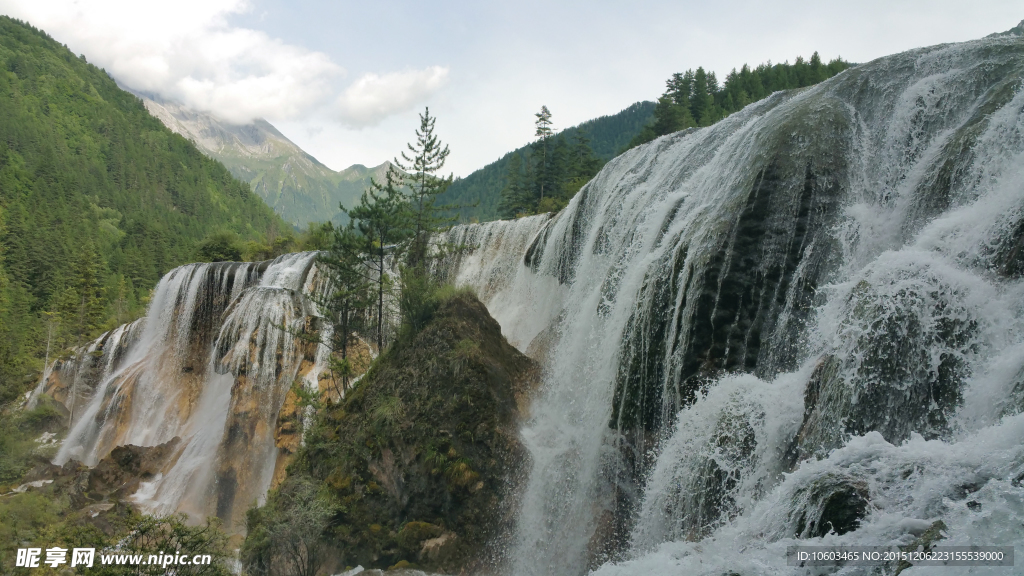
(0, 17, 286, 400)
(439, 101, 656, 222)
(137, 93, 389, 228)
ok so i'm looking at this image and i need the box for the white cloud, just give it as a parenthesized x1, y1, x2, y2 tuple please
(0, 0, 445, 125)
(336, 66, 449, 128)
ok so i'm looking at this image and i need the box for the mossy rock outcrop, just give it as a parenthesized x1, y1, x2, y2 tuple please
(277, 291, 539, 573)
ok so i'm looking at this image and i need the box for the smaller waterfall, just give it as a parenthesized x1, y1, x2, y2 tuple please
(43, 252, 333, 529)
(438, 214, 562, 353)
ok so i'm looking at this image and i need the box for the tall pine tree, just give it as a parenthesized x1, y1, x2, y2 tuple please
(497, 152, 533, 218)
(314, 221, 372, 395)
(533, 106, 554, 203)
(395, 108, 453, 270)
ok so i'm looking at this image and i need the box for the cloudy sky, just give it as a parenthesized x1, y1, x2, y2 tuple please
(0, 0, 1020, 175)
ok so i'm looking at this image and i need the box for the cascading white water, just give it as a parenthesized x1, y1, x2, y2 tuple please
(48, 252, 333, 529)
(439, 31, 1024, 575)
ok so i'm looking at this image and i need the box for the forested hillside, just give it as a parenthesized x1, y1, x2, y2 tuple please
(0, 17, 286, 402)
(438, 101, 655, 221)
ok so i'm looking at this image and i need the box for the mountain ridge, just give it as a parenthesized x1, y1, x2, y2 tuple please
(133, 91, 389, 228)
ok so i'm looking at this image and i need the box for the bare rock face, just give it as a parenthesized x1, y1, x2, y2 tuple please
(24, 437, 181, 510)
(271, 386, 303, 491)
(88, 437, 182, 498)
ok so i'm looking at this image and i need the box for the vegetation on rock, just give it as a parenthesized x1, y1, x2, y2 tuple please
(315, 107, 462, 355)
(243, 290, 538, 574)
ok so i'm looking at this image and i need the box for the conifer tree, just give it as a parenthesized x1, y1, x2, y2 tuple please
(345, 166, 411, 351)
(562, 131, 603, 199)
(810, 51, 825, 83)
(690, 67, 711, 125)
(666, 71, 693, 110)
(537, 136, 570, 212)
(395, 107, 453, 270)
(498, 152, 532, 218)
(569, 130, 603, 181)
(535, 105, 553, 139)
(650, 95, 693, 136)
(394, 107, 465, 334)
(624, 53, 851, 154)
(315, 221, 372, 395)
(533, 106, 555, 202)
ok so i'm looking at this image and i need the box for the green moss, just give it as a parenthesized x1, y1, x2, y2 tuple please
(0, 398, 69, 485)
(0, 484, 230, 575)
(396, 521, 443, 554)
(22, 397, 67, 433)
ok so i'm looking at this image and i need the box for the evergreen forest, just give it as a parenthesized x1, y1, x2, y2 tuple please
(626, 52, 851, 148)
(0, 17, 288, 403)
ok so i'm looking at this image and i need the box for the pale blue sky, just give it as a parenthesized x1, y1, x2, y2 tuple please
(1, 0, 1021, 175)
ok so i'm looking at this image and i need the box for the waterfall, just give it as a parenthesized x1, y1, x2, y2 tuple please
(439, 33, 1024, 574)
(45, 252, 333, 530)
(34, 29, 1024, 571)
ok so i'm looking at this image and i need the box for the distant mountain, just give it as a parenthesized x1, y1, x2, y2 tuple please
(135, 93, 387, 228)
(439, 101, 656, 222)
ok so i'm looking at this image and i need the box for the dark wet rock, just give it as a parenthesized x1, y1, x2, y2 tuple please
(15, 438, 180, 525)
(791, 474, 869, 538)
(86, 437, 181, 498)
(951, 481, 983, 500)
(787, 274, 977, 464)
